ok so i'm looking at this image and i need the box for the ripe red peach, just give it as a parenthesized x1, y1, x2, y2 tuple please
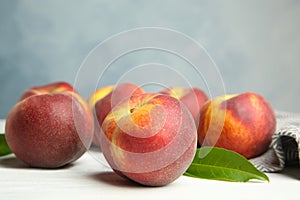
(160, 87, 208, 123)
(5, 82, 94, 168)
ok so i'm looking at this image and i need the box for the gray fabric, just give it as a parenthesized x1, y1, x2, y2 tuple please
(250, 111, 300, 172)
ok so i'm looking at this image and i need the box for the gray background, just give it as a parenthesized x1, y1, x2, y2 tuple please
(1, 0, 299, 119)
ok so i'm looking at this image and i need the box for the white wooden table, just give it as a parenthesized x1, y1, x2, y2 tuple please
(0, 150, 300, 200)
(1, 120, 300, 200)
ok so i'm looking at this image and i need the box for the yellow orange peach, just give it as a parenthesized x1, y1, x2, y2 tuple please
(100, 93, 197, 186)
(88, 83, 145, 146)
(198, 92, 276, 159)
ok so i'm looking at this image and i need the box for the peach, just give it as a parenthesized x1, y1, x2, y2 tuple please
(160, 87, 208, 123)
(88, 83, 145, 146)
(19, 81, 75, 101)
(100, 93, 197, 186)
(5, 82, 94, 168)
(198, 92, 276, 159)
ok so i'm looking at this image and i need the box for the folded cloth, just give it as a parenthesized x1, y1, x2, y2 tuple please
(250, 111, 300, 172)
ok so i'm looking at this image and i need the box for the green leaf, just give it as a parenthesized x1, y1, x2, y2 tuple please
(184, 147, 269, 182)
(0, 134, 12, 156)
